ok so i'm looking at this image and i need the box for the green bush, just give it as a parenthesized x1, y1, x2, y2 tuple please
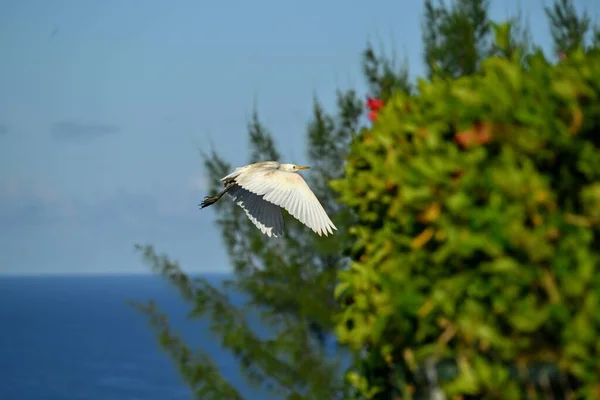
(332, 30, 600, 399)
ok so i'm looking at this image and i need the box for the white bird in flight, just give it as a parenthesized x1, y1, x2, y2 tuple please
(200, 161, 337, 238)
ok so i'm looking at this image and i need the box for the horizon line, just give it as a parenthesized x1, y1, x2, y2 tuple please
(0, 271, 234, 278)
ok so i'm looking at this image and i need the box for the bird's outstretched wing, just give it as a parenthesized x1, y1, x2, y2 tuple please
(227, 184, 285, 238)
(234, 169, 337, 236)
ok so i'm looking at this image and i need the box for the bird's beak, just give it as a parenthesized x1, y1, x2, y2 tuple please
(296, 165, 310, 171)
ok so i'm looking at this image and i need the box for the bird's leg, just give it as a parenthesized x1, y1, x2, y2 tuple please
(199, 181, 235, 209)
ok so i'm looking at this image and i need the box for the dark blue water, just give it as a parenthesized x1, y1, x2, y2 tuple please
(0, 274, 271, 400)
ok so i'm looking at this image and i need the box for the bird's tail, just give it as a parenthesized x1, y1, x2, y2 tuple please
(199, 195, 219, 209)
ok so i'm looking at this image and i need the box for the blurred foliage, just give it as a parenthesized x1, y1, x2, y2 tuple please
(362, 44, 413, 101)
(545, 0, 593, 55)
(333, 21, 600, 400)
(132, 0, 600, 399)
(422, 0, 492, 78)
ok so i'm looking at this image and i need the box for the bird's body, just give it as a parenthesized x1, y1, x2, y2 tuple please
(200, 161, 336, 238)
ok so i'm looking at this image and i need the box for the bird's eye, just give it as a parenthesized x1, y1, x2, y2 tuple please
(293, 166, 296, 169)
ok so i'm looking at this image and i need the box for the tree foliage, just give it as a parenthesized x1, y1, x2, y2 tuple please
(545, 0, 593, 55)
(333, 22, 600, 400)
(423, 0, 492, 78)
(133, 1, 600, 399)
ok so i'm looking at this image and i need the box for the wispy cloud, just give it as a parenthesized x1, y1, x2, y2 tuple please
(0, 179, 225, 274)
(189, 174, 209, 192)
(0, 177, 205, 229)
(51, 120, 120, 142)
(0, 180, 77, 226)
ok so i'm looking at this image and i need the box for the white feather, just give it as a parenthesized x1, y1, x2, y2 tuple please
(228, 184, 285, 237)
(221, 161, 337, 237)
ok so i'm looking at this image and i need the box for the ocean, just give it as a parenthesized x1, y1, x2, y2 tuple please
(0, 274, 273, 400)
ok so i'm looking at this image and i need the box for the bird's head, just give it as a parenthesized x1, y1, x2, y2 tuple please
(280, 163, 310, 173)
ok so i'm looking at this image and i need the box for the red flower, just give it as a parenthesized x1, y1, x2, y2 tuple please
(366, 97, 384, 122)
(366, 97, 384, 110)
(454, 122, 493, 149)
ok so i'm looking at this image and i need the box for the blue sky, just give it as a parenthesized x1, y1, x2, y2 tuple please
(1, 0, 597, 275)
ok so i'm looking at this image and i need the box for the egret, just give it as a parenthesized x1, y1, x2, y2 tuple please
(200, 161, 337, 238)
